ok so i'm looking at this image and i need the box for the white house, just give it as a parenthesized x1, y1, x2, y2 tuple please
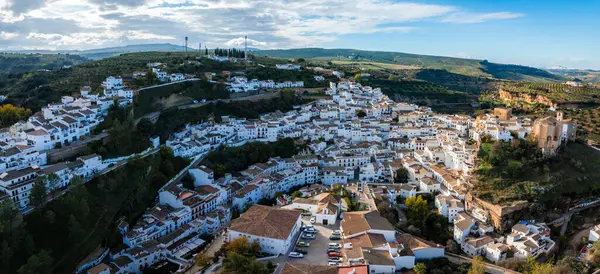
(228, 205, 302, 255)
(285, 193, 340, 226)
(435, 195, 465, 223)
(590, 224, 600, 242)
(486, 243, 510, 263)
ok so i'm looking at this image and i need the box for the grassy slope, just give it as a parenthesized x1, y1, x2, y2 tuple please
(0, 53, 89, 74)
(257, 48, 565, 82)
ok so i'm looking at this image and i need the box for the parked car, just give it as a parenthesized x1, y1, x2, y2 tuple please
(294, 248, 308, 254)
(301, 212, 312, 216)
(289, 252, 304, 258)
(327, 248, 339, 253)
(310, 217, 316, 224)
(329, 235, 341, 240)
(328, 258, 343, 263)
(193, 100, 199, 104)
(328, 243, 341, 249)
(297, 242, 310, 247)
(328, 251, 343, 257)
(301, 225, 314, 230)
(328, 262, 340, 267)
(302, 233, 316, 239)
(201, 99, 206, 103)
(332, 230, 341, 235)
(305, 227, 317, 233)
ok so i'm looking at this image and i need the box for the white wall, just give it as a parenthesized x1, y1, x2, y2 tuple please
(412, 247, 444, 260)
(368, 264, 396, 274)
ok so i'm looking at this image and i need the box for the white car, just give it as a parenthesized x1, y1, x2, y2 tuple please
(328, 262, 340, 266)
(302, 233, 316, 239)
(289, 252, 304, 258)
(310, 217, 316, 224)
(305, 227, 317, 233)
(332, 230, 341, 235)
(328, 258, 342, 263)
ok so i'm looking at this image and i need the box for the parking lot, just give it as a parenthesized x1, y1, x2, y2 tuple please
(287, 215, 344, 266)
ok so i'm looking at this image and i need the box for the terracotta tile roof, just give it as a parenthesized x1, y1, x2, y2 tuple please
(229, 205, 301, 240)
(396, 233, 443, 251)
(341, 211, 394, 237)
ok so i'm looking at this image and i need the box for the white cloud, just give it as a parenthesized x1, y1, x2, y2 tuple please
(225, 37, 268, 47)
(1, 0, 525, 50)
(0, 31, 18, 39)
(442, 12, 524, 24)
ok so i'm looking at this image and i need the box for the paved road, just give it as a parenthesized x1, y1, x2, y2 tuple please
(136, 78, 200, 93)
(444, 253, 520, 274)
(556, 200, 600, 235)
(178, 91, 280, 110)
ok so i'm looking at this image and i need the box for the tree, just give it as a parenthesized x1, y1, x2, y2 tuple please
(291, 191, 303, 198)
(0, 104, 32, 128)
(405, 195, 428, 229)
(394, 168, 409, 184)
(225, 237, 260, 257)
(195, 253, 212, 267)
(296, 58, 305, 63)
(222, 252, 269, 274)
(46, 173, 60, 199)
(357, 110, 366, 118)
(17, 249, 53, 274)
(414, 262, 427, 274)
(469, 256, 486, 274)
(30, 176, 47, 207)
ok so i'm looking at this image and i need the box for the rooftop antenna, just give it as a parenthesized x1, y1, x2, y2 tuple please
(244, 35, 248, 61)
(198, 42, 201, 54)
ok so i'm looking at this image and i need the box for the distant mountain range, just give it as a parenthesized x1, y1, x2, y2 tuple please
(4, 43, 198, 60)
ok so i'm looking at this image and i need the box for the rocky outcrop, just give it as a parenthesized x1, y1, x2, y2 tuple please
(498, 88, 557, 108)
(466, 193, 530, 232)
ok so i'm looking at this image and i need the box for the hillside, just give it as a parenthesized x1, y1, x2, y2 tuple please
(0, 53, 89, 74)
(6, 43, 197, 60)
(0, 52, 245, 111)
(548, 68, 600, 83)
(257, 48, 565, 82)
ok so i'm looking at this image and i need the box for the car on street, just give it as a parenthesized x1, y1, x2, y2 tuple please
(301, 225, 314, 230)
(332, 230, 341, 235)
(294, 248, 308, 254)
(329, 235, 341, 240)
(328, 258, 343, 263)
(302, 233, 316, 239)
(328, 243, 341, 249)
(301, 212, 312, 216)
(327, 248, 339, 253)
(328, 262, 341, 267)
(328, 251, 343, 257)
(289, 252, 304, 258)
(297, 242, 310, 247)
(310, 216, 316, 224)
(305, 227, 317, 233)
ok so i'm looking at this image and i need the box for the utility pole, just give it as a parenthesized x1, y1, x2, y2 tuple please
(184, 36, 188, 54)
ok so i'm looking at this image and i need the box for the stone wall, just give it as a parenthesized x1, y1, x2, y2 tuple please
(466, 193, 530, 232)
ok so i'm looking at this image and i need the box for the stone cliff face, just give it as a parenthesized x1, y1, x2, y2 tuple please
(498, 88, 557, 108)
(466, 193, 531, 232)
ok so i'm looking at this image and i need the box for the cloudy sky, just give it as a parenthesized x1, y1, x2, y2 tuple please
(1, 0, 598, 69)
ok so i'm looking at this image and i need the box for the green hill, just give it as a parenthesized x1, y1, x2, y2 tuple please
(256, 48, 565, 82)
(0, 53, 89, 74)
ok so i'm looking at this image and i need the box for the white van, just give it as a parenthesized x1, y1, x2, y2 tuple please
(328, 243, 341, 249)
